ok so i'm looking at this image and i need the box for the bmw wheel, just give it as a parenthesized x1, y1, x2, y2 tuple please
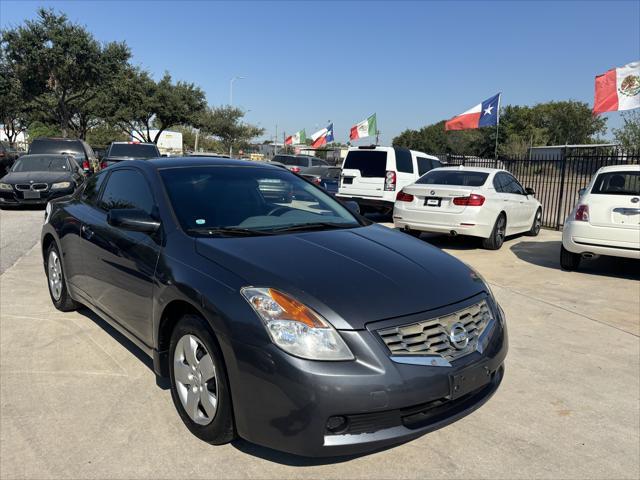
(526, 208, 542, 236)
(169, 314, 235, 444)
(45, 243, 79, 311)
(482, 213, 506, 250)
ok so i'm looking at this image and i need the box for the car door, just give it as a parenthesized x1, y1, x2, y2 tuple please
(501, 173, 531, 229)
(82, 168, 161, 345)
(493, 173, 521, 231)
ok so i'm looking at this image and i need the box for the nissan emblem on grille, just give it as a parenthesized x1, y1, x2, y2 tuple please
(376, 300, 493, 362)
(449, 322, 469, 349)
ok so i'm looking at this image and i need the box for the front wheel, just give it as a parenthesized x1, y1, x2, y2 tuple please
(560, 245, 581, 271)
(169, 314, 236, 445)
(526, 208, 542, 236)
(46, 243, 79, 311)
(482, 214, 506, 250)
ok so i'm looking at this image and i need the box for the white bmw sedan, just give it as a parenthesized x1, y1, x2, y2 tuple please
(561, 164, 640, 270)
(393, 167, 542, 249)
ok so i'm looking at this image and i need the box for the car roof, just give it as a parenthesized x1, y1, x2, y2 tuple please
(432, 166, 503, 174)
(123, 156, 278, 170)
(346, 145, 440, 160)
(596, 164, 640, 173)
(17, 153, 72, 159)
(110, 141, 157, 146)
(33, 137, 82, 142)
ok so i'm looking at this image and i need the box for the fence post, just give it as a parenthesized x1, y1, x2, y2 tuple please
(555, 149, 568, 230)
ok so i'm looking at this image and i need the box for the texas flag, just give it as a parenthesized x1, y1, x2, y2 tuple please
(593, 61, 640, 114)
(310, 123, 334, 148)
(445, 93, 501, 131)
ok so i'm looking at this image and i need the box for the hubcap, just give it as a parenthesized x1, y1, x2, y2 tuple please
(173, 334, 218, 425)
(496, 217, 506, 240)
(535, 211, 542, 231)
(47, 250, 63, 301)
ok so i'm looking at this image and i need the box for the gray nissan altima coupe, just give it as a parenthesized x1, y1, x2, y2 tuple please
(41, 157, 507, 457)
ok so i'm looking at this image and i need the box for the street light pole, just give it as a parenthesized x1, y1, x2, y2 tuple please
(229, 76, 245, 157)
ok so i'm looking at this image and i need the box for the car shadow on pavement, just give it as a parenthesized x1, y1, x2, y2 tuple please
(510, 240, 640, 280)
(231, 438, 395, 466)
(75, 306, 171, 390)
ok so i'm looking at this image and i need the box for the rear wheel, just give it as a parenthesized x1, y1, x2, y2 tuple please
(482, 213, 506, 250)
(46, 243, 79, 312)
(526, 208, 542, 236)
(560, 245, 581, 271)
(169, 314, 236, 445)
(402, 228, 422, 238)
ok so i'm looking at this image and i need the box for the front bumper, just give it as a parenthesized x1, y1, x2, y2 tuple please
(0, 187, 74, 206)
(228, 295, 508, 457)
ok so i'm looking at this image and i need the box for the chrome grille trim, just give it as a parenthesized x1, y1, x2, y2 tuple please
(15, 183, 49, 191)
(377, 300, 493, 363)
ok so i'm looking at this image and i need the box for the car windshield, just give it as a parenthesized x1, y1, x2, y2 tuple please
(591, 171, 640, 195)
(109, 143, 159, 158)
(11, 155, 70, 172)
(160, 166, 361, 235)
(416, 170, 489, 187)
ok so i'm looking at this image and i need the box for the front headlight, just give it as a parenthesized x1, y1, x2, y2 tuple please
(0, 183, 13, 190)
(241, 287, 354, 361)
(51, 181, 72, 189)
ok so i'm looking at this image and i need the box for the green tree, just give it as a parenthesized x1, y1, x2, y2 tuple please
(612, 110, 640, 149)
(105, 68, 206, 144)
(1, 8, 130, 138)
(85, 123, 128, 149)
(197, 106, 264, 154)
(0, 55, 29, 147)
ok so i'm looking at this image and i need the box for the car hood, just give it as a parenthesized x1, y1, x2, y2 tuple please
(194, 224, 486, 330)
(1, 171, 73, 184)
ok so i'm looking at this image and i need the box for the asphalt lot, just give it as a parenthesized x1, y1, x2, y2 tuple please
(0, 209, 638, 479)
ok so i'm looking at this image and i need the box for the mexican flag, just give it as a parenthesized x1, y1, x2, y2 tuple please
(285, 129, 306, 145)
(350, 114, 377, 140)
(593, 61, 640, 114)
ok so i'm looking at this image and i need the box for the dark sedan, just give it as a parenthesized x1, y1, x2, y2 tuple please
(302, 166, 341, 195)
(41, 157, 507, 457)
(0, 154, 85, 207)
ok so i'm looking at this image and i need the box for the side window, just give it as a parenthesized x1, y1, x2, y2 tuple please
(394, 148, 414, 173)
(80, 171, 108, 206)
(311, 158, 326, 167)
(417, 157, 433, 176)
(502, 174, 525, 194)
(98, 169, 154, 214)
(493, 173, 506, 193)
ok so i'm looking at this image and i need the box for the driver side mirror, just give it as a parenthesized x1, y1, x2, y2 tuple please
(344, 200, 361, 215)
(525, 187, 535, 196)
(107, 208, 160, 233)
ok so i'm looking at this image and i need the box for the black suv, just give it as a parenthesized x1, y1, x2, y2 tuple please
(28, 138, 98, 174)
(102, 142, 161, 167)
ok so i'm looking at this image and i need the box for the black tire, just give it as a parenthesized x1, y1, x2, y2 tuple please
(403, 228, 422, 238)
(526, 208, 542, 236)
(560, 245, 581, 271)
(482, 213, 507, 250)
(45, 242, 79, 312)
(169, 314, 236, 445)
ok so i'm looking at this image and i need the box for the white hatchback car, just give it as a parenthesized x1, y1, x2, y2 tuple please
(561, 164, 640, 270)
(393, 167, 542, 249)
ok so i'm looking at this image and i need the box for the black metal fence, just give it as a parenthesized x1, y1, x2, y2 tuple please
(437, 149, 640, 230)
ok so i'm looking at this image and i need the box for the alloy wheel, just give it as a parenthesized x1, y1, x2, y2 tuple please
(47, 250, 63, 301)
(496, 216, 506, 242)
(173, 334, 218, 425)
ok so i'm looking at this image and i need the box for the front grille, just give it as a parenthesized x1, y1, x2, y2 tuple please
(377, 300, 492, 362)
(15, 183, 48, 191)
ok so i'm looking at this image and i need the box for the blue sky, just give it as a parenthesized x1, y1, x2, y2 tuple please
(1, 1, 639, 144)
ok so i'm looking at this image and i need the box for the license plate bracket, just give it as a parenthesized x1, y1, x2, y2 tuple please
(23, 191, 41, 199)
(424, 197, 441, 207)
(450, 363, 492, 400)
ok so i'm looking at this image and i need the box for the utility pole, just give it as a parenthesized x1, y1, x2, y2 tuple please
(274, 124, 278, 156)
(229, 75, 245, 157)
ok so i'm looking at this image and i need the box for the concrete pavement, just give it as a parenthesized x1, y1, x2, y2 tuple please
(0, 226, 638, 479)
(0, 209, 45, 274)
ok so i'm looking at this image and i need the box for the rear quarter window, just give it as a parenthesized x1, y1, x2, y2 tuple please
(394, 148, 414, 173)
(343, 150, 387, 178)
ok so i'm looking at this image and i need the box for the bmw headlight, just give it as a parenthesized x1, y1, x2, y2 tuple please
(241, 287, 354, 361)
(0, 183, 13, 190)
(51, 181, 72, 189)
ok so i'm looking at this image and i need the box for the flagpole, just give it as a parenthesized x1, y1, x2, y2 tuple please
(494, 93, 502, 160)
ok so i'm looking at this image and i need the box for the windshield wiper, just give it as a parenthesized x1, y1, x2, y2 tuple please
(186, 227, 275, 237)
(270, 222, 358, 233)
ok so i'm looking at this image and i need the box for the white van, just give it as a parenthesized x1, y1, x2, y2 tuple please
(337, 146, 443, 213)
